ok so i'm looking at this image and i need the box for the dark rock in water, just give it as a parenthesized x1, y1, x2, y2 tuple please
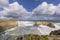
(50, 29, 60, 35)
(47, 23, 55, 28)
(0, 26, 5, 33)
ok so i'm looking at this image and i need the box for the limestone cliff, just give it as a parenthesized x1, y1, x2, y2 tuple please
(0, 20, 18, 32)
(0, 21, 55, 32)
(34, 22, 55, 28)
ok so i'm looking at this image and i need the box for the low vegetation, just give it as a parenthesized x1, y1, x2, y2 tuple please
(13, 34, 60, 40)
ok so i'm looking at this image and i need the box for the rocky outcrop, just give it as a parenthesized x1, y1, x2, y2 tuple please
(34, 22, 48, 26)
(47, 23, 55, 28)
(0, 21, 55, 32)
(0, 26, 5, 32)
(34, 22, 55, 28)
(50, 29, 60, 35)
(0, 20, 18, 32)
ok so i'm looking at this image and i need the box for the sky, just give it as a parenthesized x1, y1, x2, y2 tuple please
(0, 0, 60, 20)
(9, 0, 60, 12)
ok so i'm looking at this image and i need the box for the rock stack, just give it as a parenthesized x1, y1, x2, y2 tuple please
(34, 22, 55, 28)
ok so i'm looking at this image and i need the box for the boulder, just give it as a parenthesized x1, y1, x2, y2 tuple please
(47, 23, 55, 28)
(50, 29, 60, 35)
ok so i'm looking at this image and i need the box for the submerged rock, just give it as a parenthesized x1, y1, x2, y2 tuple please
(0, 26, 5, 32)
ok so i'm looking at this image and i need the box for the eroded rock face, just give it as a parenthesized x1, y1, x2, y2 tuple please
(34, 22, 48, 26)
(0, 26, 5, 32)
(34, 22, 55, 28)
(50, 29, 60, 35)
(47, 23, 55, 28)
(0, 20, 18, 32)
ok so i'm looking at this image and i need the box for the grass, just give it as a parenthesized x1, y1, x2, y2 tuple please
(13, 34, 60, 40)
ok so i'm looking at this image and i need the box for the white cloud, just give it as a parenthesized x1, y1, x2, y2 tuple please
(56, 4, 60, 15)
(33, 2, 57, 15)
(0, 0, 9, 7)
(4, 2, 28, 16)
(30, 2, 60, 20)
(0, 1, 60, 20)
(0, 2, 29, 20)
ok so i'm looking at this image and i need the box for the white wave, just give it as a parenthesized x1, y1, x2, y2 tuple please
(37, 23, 60, 35)
(5, 22, 60, 35)
(5, 26, 41, 35)
(5, 27, 17, 32)
(54, 23, 60, 29)
(18, 21, 34, 27)
(5, 25, 57, 35)
(38, 25, 58, 35)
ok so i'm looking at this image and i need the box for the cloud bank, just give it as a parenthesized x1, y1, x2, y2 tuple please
(0, 2, 28, 20)
(0, 1, 60, 20)
(33, 2, 60, 15)
(29, 2, 60, 20)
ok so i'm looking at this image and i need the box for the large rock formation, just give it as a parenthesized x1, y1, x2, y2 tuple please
(50, 29, 60, 35)
(47, 22, 55, 28)
(34, 22, 55, 28)
(0, 21, 55, 32)
(0, 20, 17, 32)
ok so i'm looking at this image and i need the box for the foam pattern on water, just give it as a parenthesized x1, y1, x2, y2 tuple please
(5, 21, 60, 35)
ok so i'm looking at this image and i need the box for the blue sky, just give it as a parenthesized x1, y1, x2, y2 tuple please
(9, 0, 60, 12)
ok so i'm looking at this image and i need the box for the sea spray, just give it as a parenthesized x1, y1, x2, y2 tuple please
(18, 21, 34, 27)
(54, 23, 60, 29)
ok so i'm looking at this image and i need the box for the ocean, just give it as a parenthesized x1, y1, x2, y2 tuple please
(5, 21, 60, 35)
(0, 21, 60, 40)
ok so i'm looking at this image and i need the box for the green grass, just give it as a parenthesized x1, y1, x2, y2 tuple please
(13, 34, 60, 40)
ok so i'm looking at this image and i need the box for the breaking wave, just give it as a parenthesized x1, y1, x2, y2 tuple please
(5, 21, 60, 35)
